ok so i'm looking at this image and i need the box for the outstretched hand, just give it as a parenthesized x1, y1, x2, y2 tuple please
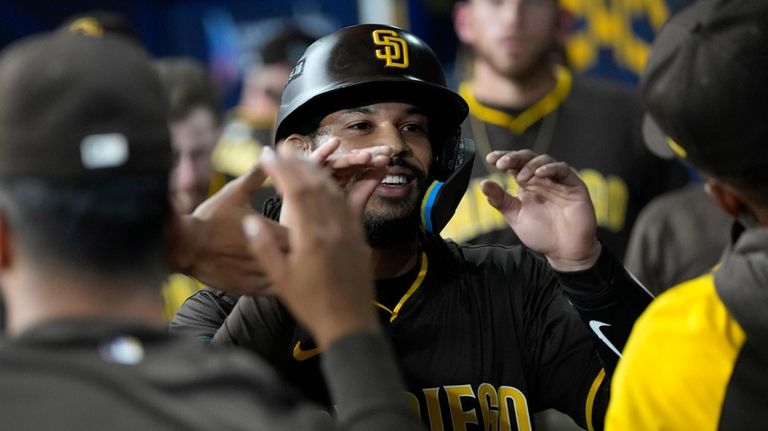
(482, 150, 601, 271)
(169, 162, 287, 296)
(243, 145, 378, 348)
(308, 137, 391, 217)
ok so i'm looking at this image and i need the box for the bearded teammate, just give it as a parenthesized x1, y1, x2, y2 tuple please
(446, 0, 688, 255)
(173, 24, 653, 430)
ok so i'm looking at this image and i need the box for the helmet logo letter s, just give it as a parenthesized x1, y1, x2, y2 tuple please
(372, 30, 409, 69)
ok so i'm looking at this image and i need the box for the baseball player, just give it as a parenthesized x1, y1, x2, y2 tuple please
(0, 28, 423, 430)
(445, 0, 688, 256)
(607, 0, 768, 428)
(174, 24, 654, 431)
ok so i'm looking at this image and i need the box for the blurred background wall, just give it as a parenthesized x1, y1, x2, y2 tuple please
(0, 0, 695, 109)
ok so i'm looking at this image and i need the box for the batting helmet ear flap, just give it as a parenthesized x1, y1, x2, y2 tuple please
(421, 136, 475, 234)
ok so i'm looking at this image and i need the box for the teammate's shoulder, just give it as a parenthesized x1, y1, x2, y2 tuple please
(637, 272, 735, 338)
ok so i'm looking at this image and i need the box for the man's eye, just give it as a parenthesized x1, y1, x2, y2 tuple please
(348, 122, 370, 130)
(402, 123, 428, 134)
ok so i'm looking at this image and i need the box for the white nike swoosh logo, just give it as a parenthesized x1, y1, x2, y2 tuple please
(589, 320, 622, 358)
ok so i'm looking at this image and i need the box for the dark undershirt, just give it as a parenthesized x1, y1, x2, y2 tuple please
(374, 256, 421, 314)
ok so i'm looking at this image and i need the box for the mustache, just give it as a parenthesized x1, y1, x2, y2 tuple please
(387, 156, 427, 183)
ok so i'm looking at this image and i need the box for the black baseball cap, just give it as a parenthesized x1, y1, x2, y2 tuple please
(0, 30, 171, 180)
(641, 0, 768, 182)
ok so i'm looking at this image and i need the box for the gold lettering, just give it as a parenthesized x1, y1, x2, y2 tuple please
(561, 0, 670, 74)
(580, 169, 608, 225)
(423, 387, 445, 431)
(579, 169, 628, 232)
(406, 391, 421, 418)
(498, 386, 531, 431)
(445, 385, 479, 431)
(442, 173, 516, 243)
(607, 176, 629, 231)
(443, 168, 629, 242)
(477, 383, 499, 431)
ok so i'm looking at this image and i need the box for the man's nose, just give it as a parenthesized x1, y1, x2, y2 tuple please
(376, 124, 409, 157)
(499, 0, 524, 29)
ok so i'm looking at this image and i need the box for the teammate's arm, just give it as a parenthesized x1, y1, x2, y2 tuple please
(484, 149, 653, 430)
(482, 149, 652, 370)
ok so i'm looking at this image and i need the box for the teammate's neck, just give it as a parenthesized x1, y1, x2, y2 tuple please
(371, 237, 420, 280)
(1, 264, 166, 336)
(470, 59, 557, 109)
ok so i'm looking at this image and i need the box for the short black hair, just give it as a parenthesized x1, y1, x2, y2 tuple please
(260, 27, 316, 66)
(0, 175, 172, 285)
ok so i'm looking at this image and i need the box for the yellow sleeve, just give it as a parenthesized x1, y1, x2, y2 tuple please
(161, 274, 204, 321)
(606, 273, 746, 430)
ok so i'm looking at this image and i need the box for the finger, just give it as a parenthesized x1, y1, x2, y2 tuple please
(242, 215, 287, 285)
(326, 144, 392, 169)
(308, 137, 342, 165)
(225, 159, 269, 197)
(351, 145, 395, 158)
(486, 150, 510, 165)
(269, 145, 346, 234)
(348, 164, 388, 217)
(481, 179, 521, 216)
(487, 149, 538, 165)
(516, 154, 557, 183)
(261, 145, 315, 197)
(534, 161, 578, 184)
(491, 149, 539, 175)
(326, 151, 373, 170)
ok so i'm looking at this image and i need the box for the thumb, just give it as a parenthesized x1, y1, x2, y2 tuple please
(230, 159, 269, 197)
(348, 165, 388, 218)
(242, 215, 286, 284)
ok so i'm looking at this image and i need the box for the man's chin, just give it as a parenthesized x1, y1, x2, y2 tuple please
(363, 211, 420, 249)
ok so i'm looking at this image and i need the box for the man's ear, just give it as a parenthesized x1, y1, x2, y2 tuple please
(453, 1, 474, 45)
(280, 134, 312, 153)
(0, 213, 14, 270)
(704, 179, 743, 218)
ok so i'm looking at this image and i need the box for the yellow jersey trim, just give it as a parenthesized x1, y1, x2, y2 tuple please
(390, 252, 428, 323)
(292, 253, 428, 361)
(585, 368, 605, 431)
(459, 65, 572, 134)
(372, 301, 394, 315)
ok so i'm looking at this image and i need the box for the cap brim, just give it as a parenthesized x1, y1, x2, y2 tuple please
(642, 114, 675, 159)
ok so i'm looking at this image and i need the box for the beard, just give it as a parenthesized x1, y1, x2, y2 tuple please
(363, 205, 421, 248)
(362, 156, 429, 249)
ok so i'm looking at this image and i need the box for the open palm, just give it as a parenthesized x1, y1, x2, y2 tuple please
(482, 150, 601, 271)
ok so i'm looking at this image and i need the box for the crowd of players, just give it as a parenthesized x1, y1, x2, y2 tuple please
(0, 0, 765, 429)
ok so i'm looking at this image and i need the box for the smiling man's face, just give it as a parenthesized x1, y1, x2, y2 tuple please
(313, 102, 433, 246)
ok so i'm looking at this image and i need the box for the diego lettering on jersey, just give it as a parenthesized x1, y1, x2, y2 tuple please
(442, 170, 628, 243)
(406, 383, 532, 431)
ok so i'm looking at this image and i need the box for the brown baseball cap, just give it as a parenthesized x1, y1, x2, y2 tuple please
(641, 0, 768, 182)
(0, 29, 171, 180)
